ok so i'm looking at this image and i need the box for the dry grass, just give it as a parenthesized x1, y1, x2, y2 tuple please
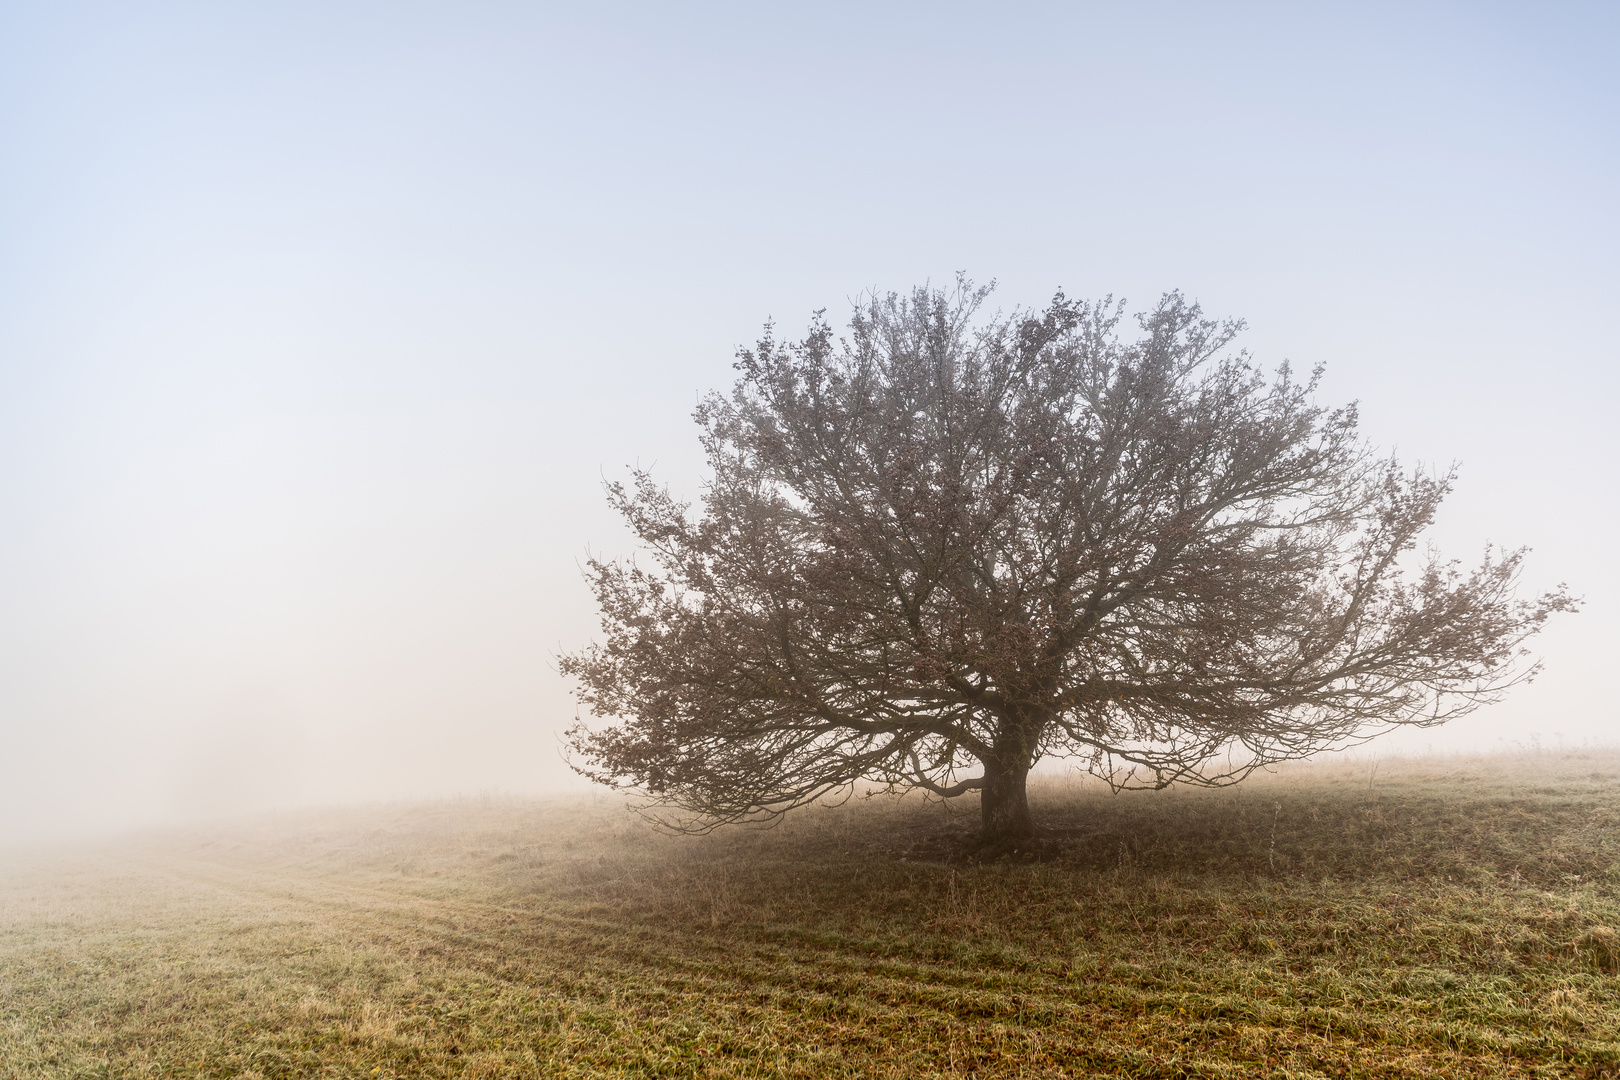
(2, 751, 1618, 1078)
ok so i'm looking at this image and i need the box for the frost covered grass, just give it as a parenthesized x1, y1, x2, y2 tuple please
(2, 750, 1617, 1078)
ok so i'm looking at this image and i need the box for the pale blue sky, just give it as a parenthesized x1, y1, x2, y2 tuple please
(2, 2, 1615, 841)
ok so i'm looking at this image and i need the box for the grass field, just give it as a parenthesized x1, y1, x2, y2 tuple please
(2, 751, 1618, 1079)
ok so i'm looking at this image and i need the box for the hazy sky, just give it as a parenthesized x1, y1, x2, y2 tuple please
(2, 1, 1616, 843)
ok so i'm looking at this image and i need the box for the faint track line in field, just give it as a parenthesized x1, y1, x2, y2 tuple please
(121, 854, 1529, 1067)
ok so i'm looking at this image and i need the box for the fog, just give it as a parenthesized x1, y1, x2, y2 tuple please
(2, 2, 1615, 845)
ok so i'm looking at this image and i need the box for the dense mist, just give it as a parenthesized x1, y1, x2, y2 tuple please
(1, 2, 1615, 846)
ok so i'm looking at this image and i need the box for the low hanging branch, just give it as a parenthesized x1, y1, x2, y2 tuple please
(562, 279, 1576, 842)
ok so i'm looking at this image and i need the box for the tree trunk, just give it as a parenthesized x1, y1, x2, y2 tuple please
(978, 756, 1035, 840)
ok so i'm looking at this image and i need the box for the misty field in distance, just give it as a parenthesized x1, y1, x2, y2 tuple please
(2, 752, 1618, 1079)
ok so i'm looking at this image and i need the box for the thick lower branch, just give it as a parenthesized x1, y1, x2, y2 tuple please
(913, 775, 987, 797)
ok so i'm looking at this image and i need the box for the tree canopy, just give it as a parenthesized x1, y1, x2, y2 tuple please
(562, 281, 1573, 842)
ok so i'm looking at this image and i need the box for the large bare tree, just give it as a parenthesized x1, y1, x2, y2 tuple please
(562, 281, 1573, 843)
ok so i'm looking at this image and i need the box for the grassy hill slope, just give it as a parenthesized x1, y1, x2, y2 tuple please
(2, 751, 1618, 1078)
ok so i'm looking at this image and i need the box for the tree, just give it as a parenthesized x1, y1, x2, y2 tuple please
(562, 281, 1574, 844)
